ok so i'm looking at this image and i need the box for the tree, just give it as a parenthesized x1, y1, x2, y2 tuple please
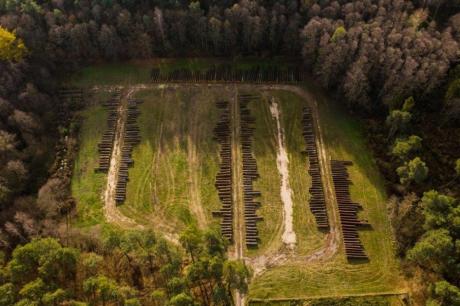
(208, 17, 222, 54)
(81, 253, 103, 277)
(179, 226, 202, 262)
(432, 280, 460, 306)
(421, 191, 458, 231)
(391, 135, 422, 160)
(150, 290, 166, 306)
(18, 278, 46, 302)
(98, 24, 120, 59)
(456, 159, 460, 177)
(222, 260, 250, 296)
(331, 26, 346, 42)
(343, 58, 370, 108)
(402, 96, 415, 112)
(8, 238, 79, 286)
(396, 157, 428, 185)
(0, 283, 15, 306)
(386, 110, 412, 138)
(168, 292, 195, 306)
(0, 26, 27, 61)
(125, 298, 142, 306)
(42, 288, 67, 305)
(407, 229, 453, 272)
(83, 276, 121, 306)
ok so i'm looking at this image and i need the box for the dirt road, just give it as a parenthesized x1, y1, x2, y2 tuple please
(103, 88, 144, 229)
(231, 87, 247, 306)
(270, 98, 296, 250)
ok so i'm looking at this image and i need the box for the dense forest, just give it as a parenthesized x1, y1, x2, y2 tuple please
(1, 0, 460, 305)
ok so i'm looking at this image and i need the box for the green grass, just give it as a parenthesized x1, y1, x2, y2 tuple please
(71, 92, 111, 227)
(118, 86, 228, 234)
(249, 88, 403, 299)
(272, 90, 326, 255)
(68, 57, 302, 87)
(245, 93, 284, 256)
(246, 90, 325, 257)
(69, 61, 154, 87)
(249, 294, 406, 305)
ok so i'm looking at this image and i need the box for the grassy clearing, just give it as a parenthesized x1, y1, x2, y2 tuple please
(249, 88, 402, 299)
(69, 60, 402, 301)
(71, 91, 112, 227)
(118, 86, 231, 235)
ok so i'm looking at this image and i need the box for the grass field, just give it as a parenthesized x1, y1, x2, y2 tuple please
(118, 86, 236, 235)
(245, 91, 325, 257)
(70, 61, 404, 303)
(248, 88, 403, 300)
(272, 90, 327, 255)
(71, 91, 111, 227)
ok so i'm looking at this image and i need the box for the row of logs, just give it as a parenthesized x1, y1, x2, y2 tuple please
(115, 98, 143, 204)
(240, 94, 263, 248)
(212, 100, 234, 243)
(151, 66, 305, 84)
(58, 87, 84, 102)
(331, 160, 369, 260)
(302, 107, 330, 230)
(96, 90, 122, 173)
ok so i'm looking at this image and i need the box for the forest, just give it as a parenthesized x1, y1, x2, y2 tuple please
(0, 0, 460, 305)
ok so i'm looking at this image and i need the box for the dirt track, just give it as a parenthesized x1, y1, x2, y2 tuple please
(103, 88, 144, 229)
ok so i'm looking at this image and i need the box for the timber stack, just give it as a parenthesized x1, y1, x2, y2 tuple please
(115, 98, 143, 204)
(212, 100, 234, 243)
(331, 160, 369, 261)
(239, 93, 263, 248)
(302, 106, 329, 230)
(96, 89, 121, 173)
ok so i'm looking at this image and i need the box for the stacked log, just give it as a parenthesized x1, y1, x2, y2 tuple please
(330, 160, 369, 260)
(58, 87, 84, 105)
(151, 65, 306, 83)
(96, 90, 121, 173)
(212, 100, 234, 243)
(302, 107, 329, 230)
(115, 98, 143, 204)
(239, 94, 263, 248)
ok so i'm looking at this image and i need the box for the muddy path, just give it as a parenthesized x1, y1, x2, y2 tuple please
(103, 88, 144, 229)
(270, 98, 296, 250)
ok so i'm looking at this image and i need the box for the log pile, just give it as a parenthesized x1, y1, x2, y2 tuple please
(115, 98, 143, 204)
(302, 107, 329, 230)
(212, 100, 234, 243)
(96, 90, 121, 173)
(58, 87, 84, 105)
(239, 94, 263, 248)
(330, 160, 369, 260)
(151, 65, 306, 83)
